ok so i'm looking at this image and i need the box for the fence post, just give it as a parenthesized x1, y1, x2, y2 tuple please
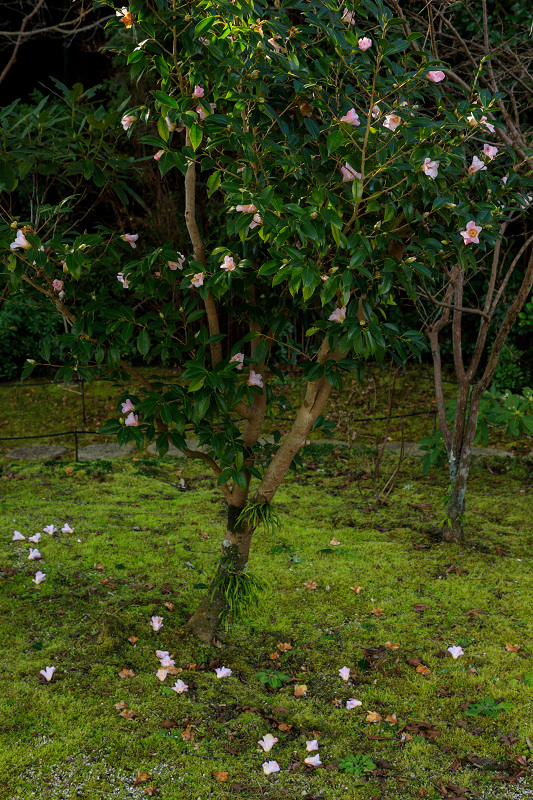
(74, 431, 79, 462)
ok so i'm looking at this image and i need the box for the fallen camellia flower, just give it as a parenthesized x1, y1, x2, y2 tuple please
(304, 754, 321, 767)
(258, 733, 278, 752)
(61, 524, 74, 534)
(12, 531, 25, 541)
(32, 571, 46, 585)
(262, 760, 280, 775)
(28, 549, 42, 560)
(339, 666, 351, 681)
(215, 666, 232, 678)
(172, 679, 188, 694)
(156, 650, 169, 660)
(306, 739, 319, 752)
(346, 698, 362, 709)
(40, 666, 56, 682)
(150, 616, 163, 631)
(159, 655, 175, 668)
(447, 645, 464, 659)
(28, 534, 41, 544)
(156, 668, 168, 682)
(43, 525, 57, 535)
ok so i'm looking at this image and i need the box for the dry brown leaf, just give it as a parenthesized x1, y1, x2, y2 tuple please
(413, 603, 431, 613)
(65, 467, 73, 475)
(350, 585, 363, 594)
(269, 651, 280, 661)
(164, 602, 174, 611)
(181, 725, 194, 741)
(160, 720, 178, 729)
(166, 665, 181, 676)
(132, 773, 150, 786)
(278, 642, 292, 652)
(330, 537, 340, 546)
(199, 531, 210, 539)
(212, 771, 228, 782)
(366, 711, 383, 723)
(384, 641, 400, 650)
(118, 668, 135, 678)
(278, 722, 293, 732)
(304, 580, 317, 590)
(416, 664, 431, 675)
(294, 684, 307, 697)
(372, 607, 383, 616)
(93, 563, 105, 571)
(468, 667, 479, 675)
(119, 11, 135, 28)
(119, 709, 137, 721)
(144, 788, 158, 797)
(128, 636, 138, 645)
(505, 643, 520, 652)
(114, 701, 128, 710)
(187, 663, 197, 671)
(400, 732, 413, 742)
(385, 714, 398, 724)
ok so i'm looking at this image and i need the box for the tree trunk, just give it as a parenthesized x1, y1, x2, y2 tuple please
(186, 505, 253, 643)
(443, 475, 467, 543)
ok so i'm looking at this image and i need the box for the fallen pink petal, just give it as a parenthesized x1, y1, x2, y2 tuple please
(29, 534, 41, 544)
(149, 616, 163, 631)
(40, 666, 56, 682)
(306, 739, 319, 751)
(156, 668, 168, 682)
(12, 531, 25, 541)
(447, 645, 464, 659)
(172, 679, 189, 693)
(61, 524, 73, 534)
(258, 733, 278, 752)
(32, 571, 46, 585)
(215, 666, 232, 678)
(28, 548, 42, 560)
(339, 666, 351, 681)
(262, 760, 280, 775)
(304, 754, 322, 766)
(346, 698, 362, 709)
(43, 525, 57, 535)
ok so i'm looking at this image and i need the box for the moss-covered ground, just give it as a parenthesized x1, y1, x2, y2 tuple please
(0, 441, 532, 799)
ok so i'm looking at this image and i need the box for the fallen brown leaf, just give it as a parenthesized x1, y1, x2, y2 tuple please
(366, 711, 383, 723)
(118, 668, 135, 678)
(119, 709, 137, 720)
(384, 641, 400, 650)
(270, 651, 280, 661)
(163, 602, 174, 611)
(416, 664, 431, 675)
(505, 643, 520, 652)
(294, 684, 307, 697)
(93, 563, 105, 571)
(212, 771, 228, 782)
(132, 773, 150, 787)
(372, 607, 383, 616)
(181, 725, 194, 741)
(304, 580, 317, 590)
(278, 642, 291, 652)
(278, 722, 293, 732)
(160, 720, 177, 729)
(128, 636, 138, 645)
(144, 788, 158, 797)
(350, 585, 363, 594)
(413, 603, 431, 613)
(114, 701, 128, 710)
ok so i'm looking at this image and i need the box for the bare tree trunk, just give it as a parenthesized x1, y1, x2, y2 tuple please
(186, 504, 253, 642)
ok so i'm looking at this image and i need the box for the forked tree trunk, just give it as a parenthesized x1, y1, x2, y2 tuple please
(186, 504, 253, 642)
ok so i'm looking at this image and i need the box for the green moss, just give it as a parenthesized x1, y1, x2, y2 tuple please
(0, 447, 532, 799)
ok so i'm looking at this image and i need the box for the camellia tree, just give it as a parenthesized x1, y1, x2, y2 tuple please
(1, 0, 520, 640)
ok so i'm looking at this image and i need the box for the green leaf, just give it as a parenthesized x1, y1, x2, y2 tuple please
(0, 160, 17, 192)
(327, 130, 343, 155)
(137, 328, 151, 356)
(207, 170, 221, 197)
(189, 123, 203, 151)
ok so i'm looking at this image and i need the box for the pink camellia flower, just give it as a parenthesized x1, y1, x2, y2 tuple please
(236, 203, 256, 213)
(28, 549, 42, 560)
(483, 144, 498, 160)
(156, 668, 168, 682)
(422, 158, 439, 179)
(58, 290, 65, 300)
(168, 254, 185, 270)
(230, 352, 245, 370)
(165, 115, 176, 133)
(304, 754, 322, 767)
(460, 220, 483, 245)
(358, 37, 372, 51)
(12, 531, 25, 541)
(32, 571, 46, 585)
(306, 739, 319, 752)
(190, 272, 204, 288)
(121, 115, 136, 131)
(117, 272, 130, 288)
(371, 104, 380, 119)
(61, 524, 73, 534)
(196, 103, 216, 119)
(339, 666, 351, 681)
(154, 149, 164, 161)
(502, 175, 508, 185)
(248, 371, 264, 388)
(340, 108, 360, 126)
(149, 616, 163, 632)
(10, 230, 30, 250)
(43, 525, 56, 535)
(342, 7, 355, 24)
(40, 666, 56, 682)
(267, 37, 281, 52)
(172, 679, 189, 693)
(52, 279, 63, 292)
(236, 163, 245, 173)
(310, 211, 318, 219)
(468, 155, 487, 175)
(215, 666, 232, 678)
(156, 650, 169, 660)
(258, 733, 278, 752)
(427, 70, 445, 82)
(121, 398, 135, 414)
(29, 533, 41, 544)
(480, 116, 495, 133)
(383, 113, 401, 131)
(262, 761, 280, 775)
(121, 233, 138, 249)
(221, 255, 236, 271)
(329, 306, 346, 323)
(341, 163, 361, 182)
(159, 655, 175, 668)
(192, 85, 204, 98)
(249, 213, 263, 229)
(124, 412, 139, 427)
(346, 698, 362, 709)
(447, 645, 464, 659)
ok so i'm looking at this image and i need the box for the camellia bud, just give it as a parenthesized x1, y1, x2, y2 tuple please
(445, 203, 457, 209)
(26, 359, 36, 365)
(423, 211, 430, 218)
(11, 221, 18, 229)
(159, 312, 165, 319)
(440, 240, 449, 245)
(406, 256, 416, 263)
